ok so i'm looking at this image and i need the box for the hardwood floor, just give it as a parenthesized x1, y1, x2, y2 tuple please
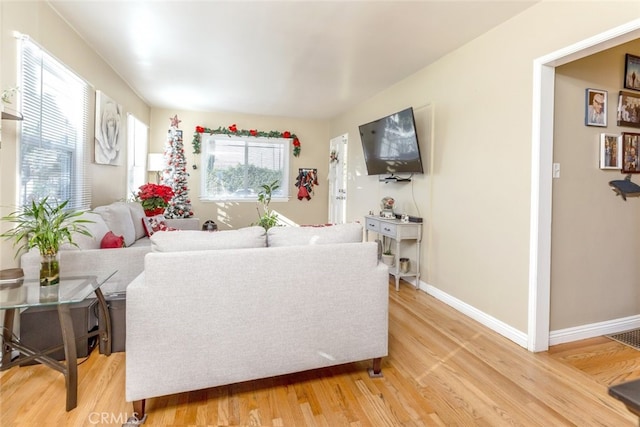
(2, 279, 639, 426)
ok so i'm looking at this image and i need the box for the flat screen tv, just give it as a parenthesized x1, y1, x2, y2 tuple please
(358, 107, 423, 177)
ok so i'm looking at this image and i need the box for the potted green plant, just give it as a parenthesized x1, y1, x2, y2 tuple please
(0, 197, 92, 286)
(255, 180, 280, 230)
(381, 237, 395, 267)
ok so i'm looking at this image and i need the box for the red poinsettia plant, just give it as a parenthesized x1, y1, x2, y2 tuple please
(193, 124, 301, 157)
(136, 183, 174, 216)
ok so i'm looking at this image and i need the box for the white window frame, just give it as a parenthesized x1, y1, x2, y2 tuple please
(127, 114, 148, 198)
(199, 135, 290, 202)
(18, 37, 91, 211)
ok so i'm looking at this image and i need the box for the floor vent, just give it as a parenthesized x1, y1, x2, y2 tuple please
(607, 329, 640, 350)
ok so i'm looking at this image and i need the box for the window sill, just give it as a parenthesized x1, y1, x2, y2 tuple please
(1, 109, 23, 121)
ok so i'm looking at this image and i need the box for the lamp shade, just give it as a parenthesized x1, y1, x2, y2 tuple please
(147, 153, 164, 172)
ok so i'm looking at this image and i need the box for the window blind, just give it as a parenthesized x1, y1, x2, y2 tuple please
(19, 38, 91, 210)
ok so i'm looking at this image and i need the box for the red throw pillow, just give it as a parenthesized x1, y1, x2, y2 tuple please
(100, 231, 125, 249)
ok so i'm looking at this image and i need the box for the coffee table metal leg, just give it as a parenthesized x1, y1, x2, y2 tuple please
(1, 309, 15, 368)
(94, 288, 112, 356)
(57, 304, 78, 411)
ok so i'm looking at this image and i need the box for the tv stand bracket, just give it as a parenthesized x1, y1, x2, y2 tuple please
(380, 175, 412, 183)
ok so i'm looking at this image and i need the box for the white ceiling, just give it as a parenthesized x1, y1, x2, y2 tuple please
(48, 1, 537, 119)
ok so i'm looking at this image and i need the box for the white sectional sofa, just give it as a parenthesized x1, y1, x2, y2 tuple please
(20, 201, 199, 294)
(125, 223, 389, 422)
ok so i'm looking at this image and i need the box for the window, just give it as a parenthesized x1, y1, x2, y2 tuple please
(200, 135, 289, 201)
(127, 114, 148, 197)
(19, 38, 91, 210)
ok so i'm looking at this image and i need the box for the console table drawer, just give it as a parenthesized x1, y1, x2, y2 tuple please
(378, 222, 397, 237)
(365, 218, 381, 232)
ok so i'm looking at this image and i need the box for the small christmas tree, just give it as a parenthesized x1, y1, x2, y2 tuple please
(162, 115, 193, 219)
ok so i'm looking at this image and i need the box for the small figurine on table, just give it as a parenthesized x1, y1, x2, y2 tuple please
(381, 197, 395, 218)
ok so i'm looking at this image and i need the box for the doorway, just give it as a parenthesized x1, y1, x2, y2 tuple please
(328, 134, 348, 224)
(530, 19, 640, 352)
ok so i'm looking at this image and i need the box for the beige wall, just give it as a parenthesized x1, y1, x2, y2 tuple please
(330, 1, 640, 335)
(148, 108, 330, 230)
(0, 1, 150, 268)
(553, 39, 640, 330)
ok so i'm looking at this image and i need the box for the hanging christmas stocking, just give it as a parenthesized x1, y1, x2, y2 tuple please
(297, 184, 309, 200)
(303, 174, 313, 200)
(295, 170, 304, 188)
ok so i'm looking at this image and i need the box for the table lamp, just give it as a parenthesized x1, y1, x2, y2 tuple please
(147, 153, 164, 184)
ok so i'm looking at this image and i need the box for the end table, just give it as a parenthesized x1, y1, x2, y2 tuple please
(0, 271, 117, 411)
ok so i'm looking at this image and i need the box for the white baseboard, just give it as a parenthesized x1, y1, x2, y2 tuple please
(549, 315, 640, 346)
(415, 280, 529, 349)
(411, 279, 640, 349)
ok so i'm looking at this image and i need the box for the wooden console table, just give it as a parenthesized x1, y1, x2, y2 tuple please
(364, 215, 422, 291)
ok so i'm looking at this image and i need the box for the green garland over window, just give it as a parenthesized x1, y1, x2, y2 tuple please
(193, 124, 301, 157)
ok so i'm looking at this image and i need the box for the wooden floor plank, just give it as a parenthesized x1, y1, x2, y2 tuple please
(1, 278, 639, 426)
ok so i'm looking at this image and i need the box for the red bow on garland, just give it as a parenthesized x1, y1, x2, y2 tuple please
(193, 124, 301, 157)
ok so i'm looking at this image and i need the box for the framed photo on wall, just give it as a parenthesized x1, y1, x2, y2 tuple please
(617, 91, 640, 128)
(621, 132, 640, 173)
(600, 133, 621, 170)
(624, 54, 640, 91)
(585, 88, 607, 127)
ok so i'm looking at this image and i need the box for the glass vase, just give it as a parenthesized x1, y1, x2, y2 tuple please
(40, 252, 60, 287)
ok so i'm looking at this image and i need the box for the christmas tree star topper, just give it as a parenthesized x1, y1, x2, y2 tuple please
(170, 114, 181, 128)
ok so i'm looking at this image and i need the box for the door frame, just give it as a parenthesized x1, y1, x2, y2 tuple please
(328, 133, 348, 224)
(529, 19, 640, 352)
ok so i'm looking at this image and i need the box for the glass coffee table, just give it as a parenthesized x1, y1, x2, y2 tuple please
(0, 271, 117, 411)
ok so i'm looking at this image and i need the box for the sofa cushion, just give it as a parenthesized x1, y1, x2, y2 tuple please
(61, 212, 110, 250)
(127, 202, 147, 240)
(94, 202, 136, 247)
(100, 231, 125, 249)
(150, 226, 267, 252)
(128, 237, 151, 248)
(267, 223, 363, 247)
